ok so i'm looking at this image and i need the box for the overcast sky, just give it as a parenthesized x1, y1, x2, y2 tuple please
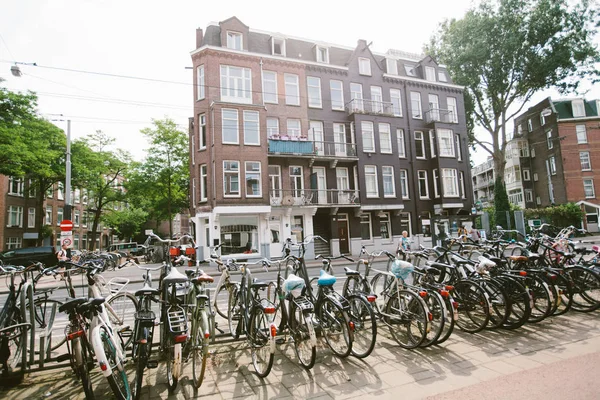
(1, 0, 598, 165)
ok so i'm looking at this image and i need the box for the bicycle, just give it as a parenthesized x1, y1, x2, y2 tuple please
(209, 243, 240, 320)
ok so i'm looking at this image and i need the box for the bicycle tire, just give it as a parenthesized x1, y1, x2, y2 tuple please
(526, 276, 552, 323)
(289, 298, 316, 369)
(99, 327, 130, 400)
(249, 306, 274, 377)
(385, 289, 428, 349)
(498, 276, 531, 330)
(227, 285, 242, 339)
(435, 295, 456, 345)
(106, 292, 137, 350)
(480, 279, 510, 329)
(421, 291, 446, 347)
(28, 298, 65, 352)
(267, 281, 286, 331)
(132, 340, 147, 400)
(318, 297, 353, 358)
(214, 283, 230, 319)
(452, 280, 490, 333)
(370, 272, 394, 313)
(166, 335, 180, 393)
(347, 294, 377, 358)
(73, 336, 95, 400)
(567, 266, 600, 312)
(551, 271, 573, 316)
(342, 275, 369, 297)
(192, 308, 209, 389)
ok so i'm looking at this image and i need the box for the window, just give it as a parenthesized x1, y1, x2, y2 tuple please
(220, 215, 259, 256)
(360, 214, 373, 241)
(399, 170, 409, 199)
(576, 125, 587, 144)
(223, 161, 240, 197)
(8, 177, 24, 196)
(447, 97, 458, 123)
(518, 124, 523, 136)
(390, 89, 402, 116)
(580, 151, 591, 171)
(27, 207, 35, 228)
(460, 172, 466, 199)
(358, 57, 371, 76)
(269, 165, 281, 198)
(287, 119, 301, 138)
(397, 129, 406, 158)
(5, 237, 21, 250)
(46, 185, 53, 198)
(527, 119, 533, 132)
(74, 188, 80, 203)
(307, 76, 322, 108)
(584, 179, 595, 198)
(437, 129, 455, 157)
(350, 83, 363, 112)
(379, 123, 392, 154)
(382, 166, 395, 197)
(272, 37, 285, 56)
(336, 168, 349, 191)
(455, 134, 462, 161)
(200, 164, 208, 201)
(262, 71, 278, 104)
(226, 31, 242, 50)
(410, 92, 422, 119)
(433, 169, 440, 198)
(531, 148, 536, 158)
(379, 212, 392, 240)
(572, 99, 585, 117)
(330, 80, 344, 110)
(290, 166, 303, 197)
(316, 46, 329, 63)
(362, 121, 375, 152)
(536, 196, 542, 205)
(508, 189, 524, 205)
(222, 109, 239, 144)
(429, 94, 440, 121)
(74, 210, 80, 227)
(282, 73, 300, 105)
(197, 65, 205, 100)
(404, 63, 417, 76)
(415, 131, 425, 158)
(199, 114, 206, 149)
(220, 65, 252, 104)
(309, 121, 324, 150)
(547, 130, 553, 149)
(57, 207, 64, 225)
(242, 111, 260, 145)
(425, 66, 436, 82)
(518, 141, 529, 157)
(438, 71, 447, 82)
(267, 118, 279, 137)
(523, 169, 531, 181)
(45, 206, 52, 225)
(442, 169, 459, 197)
(386, 58, 398, 75)
(82, 211, 87, 227)
(418, 171, 429, 198)
(27, 179, 35, 198)
(7, 206, 23, 227)
(365, 166, 378, 198)
(371, 86, 383, 113)
(429, 130, 436, 158)
(525, 190, 533, 202)
(534, 173, 539, 181)
(245, 162, 261, 197)
(540, 112, 546, 126)
(549, 157, 557, 175)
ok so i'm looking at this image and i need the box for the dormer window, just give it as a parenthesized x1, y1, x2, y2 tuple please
(316, 46, 329, 63)
(358, 57, 371, 76)
(404, 63, 417, 77)
(272, 37, 286, 56)
(226, 31, 243, 50)
(425, 66, 436, 82)
(386, 58, 398, 75)
(572, 99, 585, 117)
(438, 71, 447, 82)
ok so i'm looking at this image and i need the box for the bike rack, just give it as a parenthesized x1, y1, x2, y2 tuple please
(20, 281, 35, 369)
(37, 301, 57, 369)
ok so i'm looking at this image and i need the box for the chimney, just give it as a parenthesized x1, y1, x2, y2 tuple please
(196, 28, 204, 49)
(357, 39, 367, 48)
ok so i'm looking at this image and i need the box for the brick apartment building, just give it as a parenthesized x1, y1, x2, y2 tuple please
(188, 17, 474, 258)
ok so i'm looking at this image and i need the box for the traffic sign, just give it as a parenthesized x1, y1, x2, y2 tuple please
(61, 234, 73, 248)
(60, 220, 74, 231)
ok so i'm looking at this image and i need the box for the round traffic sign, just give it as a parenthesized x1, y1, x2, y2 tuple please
(60, 220, 73, 231)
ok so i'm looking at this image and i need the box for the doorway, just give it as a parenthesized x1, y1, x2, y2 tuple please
(337, 213, 350, 254)
(269, 217, 282, 258)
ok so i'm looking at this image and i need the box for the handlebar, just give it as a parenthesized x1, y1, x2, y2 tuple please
(315, 254, 355, 263)
(147, 232, 196, 247)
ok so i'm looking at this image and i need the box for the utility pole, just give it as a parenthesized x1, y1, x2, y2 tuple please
(64, 119, 72, 221)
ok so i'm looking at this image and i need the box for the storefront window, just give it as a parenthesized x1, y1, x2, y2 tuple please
(291, 216, 304, 243)
(220, 215, 259, 255)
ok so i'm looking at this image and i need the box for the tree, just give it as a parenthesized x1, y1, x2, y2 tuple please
(127, 118, 189, 237)
(429, 0, 599, 179)
(524, 203, 584, 228)
(493, 177, 511, 229)
(102, 208, 148, 241)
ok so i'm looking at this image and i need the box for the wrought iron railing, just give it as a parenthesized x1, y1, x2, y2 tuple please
(268, 139, 357, 157)
(345, 99, 398, 116)
(424, 108, 458, 124)
(270, 189, 360, 207)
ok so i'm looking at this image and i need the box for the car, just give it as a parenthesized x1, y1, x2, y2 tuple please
(0, 246, 58, 268)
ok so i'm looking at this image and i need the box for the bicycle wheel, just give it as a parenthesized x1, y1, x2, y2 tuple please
(132, 339, 147, 400)
(385, 289, 428, 349)
(214, 284, 230, 319)
(73, 336, 95, 399)
(551, 272, 573, 316)
(370, 272, 394, 313)
(498, 276, 531, 330)
(289, 299, 316, 369)
(99, 327, 130, 400)
(347, 294, 377, 358)
(318, 297, 352, 358)
(107, 293, 137, 350)
(1, 311, 26, 378)
(342, 275, 368, 297)
(166, 335, 181, 393)
(435, 295, 456, 345)
(452, 281, 490, 333)
(421, 291, 445, 347)
(267, 281, 286, 331)
(526, 276, 552, 323)
(192, 309, 209, 389)
(227, 285, 242, 339)
(568, 266, 600, 312)
(28, 298, 65, 351)
(249, 307, 274, 377)
(480, 279, 510, 329)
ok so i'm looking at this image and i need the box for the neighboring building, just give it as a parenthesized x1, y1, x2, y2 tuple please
(472, 158, 495, 208)
(189, 17, 474, 258)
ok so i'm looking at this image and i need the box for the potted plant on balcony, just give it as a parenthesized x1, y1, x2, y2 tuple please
(280, 134, 289, 141)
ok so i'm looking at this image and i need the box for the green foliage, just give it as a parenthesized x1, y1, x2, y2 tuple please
(524, 203, 584, 227)
(493, 177, 511, 229)
(428, 0, 600, 178)
(102, 208, 149, 241)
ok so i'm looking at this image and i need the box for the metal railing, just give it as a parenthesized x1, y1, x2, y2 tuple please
(268, 139, 357, 158)
(345, 99, 398, 116)
(424, 108, 458, 124)
(270, 189, 360, 207)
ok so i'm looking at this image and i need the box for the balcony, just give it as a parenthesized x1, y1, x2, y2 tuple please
(270, 189, 360, 207)
(268, 137, 358, 167)
(424, 108, 458, 124)
(345, 99, 398, 117)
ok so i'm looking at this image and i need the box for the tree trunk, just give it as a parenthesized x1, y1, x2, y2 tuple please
(35, 180, 47, 247)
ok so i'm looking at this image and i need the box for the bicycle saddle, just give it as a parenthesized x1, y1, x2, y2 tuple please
(191, 272, 214, 284)
(251, 278, 269, 289)
(163, 267, 189, 285)
(343, 266, 360, 276)
(317, 270, 336, 286)
(59, 297, 88, 314)
(135, 285, 159, 297)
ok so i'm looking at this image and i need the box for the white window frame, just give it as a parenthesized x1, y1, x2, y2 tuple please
(7, 205, 23, 227)
(540, 112, 546, 126)
(74, 210, 80, 227)
(460, 171, 466, 199)
(222, 108, 239, 144)
(455, 134, 462, 161)
(262, 71, 278, 104)
(57, 182, 64, 200)
(226, 31, 243, 50)
(316, 46, 329, 63)
(199, 114, 207, 149)
(572, 99, 586, 117)
(243, 110, 260, 145)
(429, 130, 436, 158)
(223, 160, 240, 197)
(267, 118, 279, 138)
(57, 207, 63, 226)
(45, 206, 52, 225)
(220, 65, 252, 104)
(330, 80, 344, 111)
(360, 214, 373, 241)
(269, 165, 282, 198)
(290, 166, 304, 197)
(411, 92, 422, 119)
(534, 173, 539, 181)
(415, 131, 426, 159)
(307, 76, 322, 108)
(245, 161, 262, 197)
(438, 71, 447, 82)
(5, 237, 22, 250)
(386, 58, 398, 75)
(584, 179, 595, 198)
(200, 164, 208, 202)
(362, 121, 375, 153)
(549, 157, 557, 175)
(442, 168, 459, 198)
(371, 86, 383, 113)
(437, 129, 455, 157)
(576, 125, 587, 144)
(523, 169, 531, 181)
(28, 207, 35, 228)
(272, 37, 286, 56)
(531, 148, 536, 158)
(390, 89, 402, 117)
(287, 119, 301, 138)
(433, 169, 440, 198)
(197, 65, 205, 100)
(399, 170, 409, 199)
(525, 190, 533, 202)
(418, 170, 429, 199)
(379, 123, 392, 154)
(365, 165, 379, 198)
(284, 73, 300, 106)
(379, 212, 392, 241)
(425, 66, 436, 82)
(8, 177, 24, 196)
(397, 129, 406, 158)
(547, 130, 553, 149)
(580, 151, 592, 171)
(447, 97, 458, 123)
(350, 83, 364, 112)
(527, 119, 533, 132)
(382, 166, 396, 198)
(358, 57, 372, 76)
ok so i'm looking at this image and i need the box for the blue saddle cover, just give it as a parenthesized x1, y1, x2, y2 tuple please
(317, 269, 336, 286)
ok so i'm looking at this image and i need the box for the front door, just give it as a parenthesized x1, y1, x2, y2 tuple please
(269, 218, 282, 258)
(337, 214, 349, 254)
(309, 121, 324, 155)
(313, 167, 327, 204)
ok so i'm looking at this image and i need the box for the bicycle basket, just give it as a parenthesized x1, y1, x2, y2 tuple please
(283, 274, 305, 298)
(391, 259, 414, 284)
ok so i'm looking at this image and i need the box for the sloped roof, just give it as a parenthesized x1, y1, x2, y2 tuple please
(553, 99, 599, 119)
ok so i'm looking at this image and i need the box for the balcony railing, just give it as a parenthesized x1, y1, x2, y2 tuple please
(270, 189, 360, 207)
(473, 160, 495, 174)
(345, 99, 398, 116)
(473, 179, 494, 190)
(268, 138, 357, 158)
(424, 108, 458, 124)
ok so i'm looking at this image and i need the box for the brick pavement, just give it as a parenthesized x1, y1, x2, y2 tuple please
(1, 309, 599, 400)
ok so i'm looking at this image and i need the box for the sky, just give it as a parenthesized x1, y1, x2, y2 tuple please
(1, 0, 598, 165)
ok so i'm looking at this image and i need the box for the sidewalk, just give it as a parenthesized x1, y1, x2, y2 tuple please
(2, 307, 600, 399)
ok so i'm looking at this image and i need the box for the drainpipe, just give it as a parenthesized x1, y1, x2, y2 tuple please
(210, 101, 216, 210)
(403, 82, 419, 235)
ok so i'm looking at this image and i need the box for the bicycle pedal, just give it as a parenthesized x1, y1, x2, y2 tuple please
(146, 360, 159, 369)
(275, 337, 286, 345)
(56, 354, 71, 363)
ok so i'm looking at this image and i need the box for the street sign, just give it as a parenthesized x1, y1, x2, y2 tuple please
(61, 233, 73, 248)
(60, 220, 74, 231)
